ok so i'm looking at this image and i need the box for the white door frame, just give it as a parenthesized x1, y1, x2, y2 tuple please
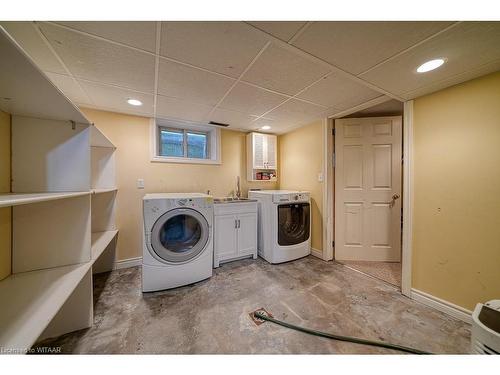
(322, 101, 413, 296)
(322, 118, 334, 263)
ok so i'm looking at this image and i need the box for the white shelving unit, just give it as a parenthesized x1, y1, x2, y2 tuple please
(92, 230, 119, 261)
(92, 188, 118, 195)
(0, 263, 92, 349)
(0, 191, 90, 208)
(90, 125, 118, 274)
(0, 26, 119, 350)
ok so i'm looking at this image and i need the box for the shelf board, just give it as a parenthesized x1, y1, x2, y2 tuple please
(91, 188, 117, 195)
(91, 230, 118, 261)
(0, 27, 90, 125)
(0, 191, 91, 208)
(0, 262, 91, 349)
(90, 126, 115, 148)
(248, 179, 278, 182)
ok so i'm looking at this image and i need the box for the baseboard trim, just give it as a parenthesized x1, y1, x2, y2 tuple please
(114, 256, 142, 270)
(411, 288, 472, 324)
(311, 248, 323, 259)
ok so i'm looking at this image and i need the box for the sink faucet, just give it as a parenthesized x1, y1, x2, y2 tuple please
(235, 176, 241, 199)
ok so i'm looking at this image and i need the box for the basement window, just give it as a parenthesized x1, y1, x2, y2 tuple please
(151, 119, 221, 164)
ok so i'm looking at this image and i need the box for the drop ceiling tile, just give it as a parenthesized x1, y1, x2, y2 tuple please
(400, 59, 500, 100)
(359, 22, 500, 99)
(156, 95, 213, 122)
(266, 98, 327, 124)
(242, 43, 331, 95)
(158, 59, 235, 106)
(252, 117, 295, 134)
(79, 80, 154, 116)
(247, 21, 307, 42)
(218, 82, 288, 116)
(0, 21, 67, 74)
(39, 23, 156, 93)
(297, 73, 383, 110)
(207, 108, 258, 130)
(45, 72, 91, 105)
(292, 21, 453, 75)
(160, 22, 269, 78)
(55, 21, 157, 52)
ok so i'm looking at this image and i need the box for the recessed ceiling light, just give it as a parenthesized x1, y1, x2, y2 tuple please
(127, 98, 143, 106)
(417, 58, 445, 73)
(261, 125, 271, 130)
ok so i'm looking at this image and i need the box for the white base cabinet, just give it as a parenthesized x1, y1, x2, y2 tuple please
(214, 202, 258, 268)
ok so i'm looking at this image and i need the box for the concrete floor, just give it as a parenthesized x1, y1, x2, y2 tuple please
(35, 256, 471, 354)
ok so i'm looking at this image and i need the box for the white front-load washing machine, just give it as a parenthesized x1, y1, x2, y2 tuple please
(142, 193, 214, 292)
(248, 190, 311, 264)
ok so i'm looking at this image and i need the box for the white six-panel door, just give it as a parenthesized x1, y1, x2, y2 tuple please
(335, 116, 402, 261)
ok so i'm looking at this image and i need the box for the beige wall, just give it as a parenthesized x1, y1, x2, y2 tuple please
(0, 110, 11, 281)
(412, 71, 500, 310)
(279, 120, 324, 251)
(82, 108, 278, 261)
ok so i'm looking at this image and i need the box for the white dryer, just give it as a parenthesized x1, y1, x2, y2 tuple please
(248, 190, 311, 264)
(142, 193, 214, 292)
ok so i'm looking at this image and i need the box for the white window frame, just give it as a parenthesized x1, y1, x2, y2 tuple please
(150, 118, 221, 165)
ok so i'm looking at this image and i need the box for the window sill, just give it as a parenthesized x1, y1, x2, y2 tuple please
(151, 156, 222, 165)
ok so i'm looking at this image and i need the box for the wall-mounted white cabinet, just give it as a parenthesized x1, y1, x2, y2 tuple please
(0, 27, 118, 350)
(213, 202, 258, 267)
(246, 132, 278, 182)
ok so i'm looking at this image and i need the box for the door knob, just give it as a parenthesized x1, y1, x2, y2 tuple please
(390, 193, 401, 208)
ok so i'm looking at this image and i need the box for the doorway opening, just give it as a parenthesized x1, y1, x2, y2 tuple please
(331, 100, 404, 288)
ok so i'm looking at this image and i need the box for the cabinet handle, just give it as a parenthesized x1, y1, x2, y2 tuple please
(235, 219, 238, 228)
(238, 219, 241, 228)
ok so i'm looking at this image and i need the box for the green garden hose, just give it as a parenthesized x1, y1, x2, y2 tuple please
(253, 311, 431, 354)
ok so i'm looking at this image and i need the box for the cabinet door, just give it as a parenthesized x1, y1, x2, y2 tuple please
(237, 212, 257, 255)
(253, 133, 265, 169)
(214, 214, 238, 261)
(265, 134, 277, 169)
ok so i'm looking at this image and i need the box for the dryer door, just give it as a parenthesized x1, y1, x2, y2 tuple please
(277, 203, 310, 246)
(150, 208, 210, 263)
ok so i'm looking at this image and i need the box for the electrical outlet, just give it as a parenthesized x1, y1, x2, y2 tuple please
(137, 179, 145, 189)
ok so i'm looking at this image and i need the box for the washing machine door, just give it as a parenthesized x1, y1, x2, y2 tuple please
(150, 208, 210, 263)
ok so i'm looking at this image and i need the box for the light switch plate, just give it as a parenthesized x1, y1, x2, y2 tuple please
(137, 179, 145, 189)
(318, 172, 324, 182)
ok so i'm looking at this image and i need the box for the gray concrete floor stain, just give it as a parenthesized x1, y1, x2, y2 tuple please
(35, 256, 471, 354)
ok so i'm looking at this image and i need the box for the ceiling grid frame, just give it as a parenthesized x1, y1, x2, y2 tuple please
(356, 21, 462, 77)
(40, 20, 401, 105)
(33, 21, 95, 107)
(249, 71, 335, 124)
(243, 22, 407, 101)
(204, 41, 273, 121)
(5, 21, 497, 133)
(33, 20, 399, 125)
(286, 21, 313, 44)
(153, 22, 162, 117)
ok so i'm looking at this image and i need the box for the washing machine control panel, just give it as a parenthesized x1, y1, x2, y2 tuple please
(176, 198, 213, 209)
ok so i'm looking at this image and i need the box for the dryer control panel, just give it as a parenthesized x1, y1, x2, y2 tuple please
(272, 192, 310, 203)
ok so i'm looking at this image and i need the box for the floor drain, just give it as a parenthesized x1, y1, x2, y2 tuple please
(249, 308, 273, 326)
